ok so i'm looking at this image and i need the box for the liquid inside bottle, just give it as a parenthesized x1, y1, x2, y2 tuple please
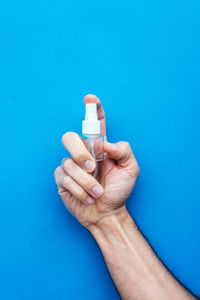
(82, 134, 104, 184)
(82, 102, 104, 184)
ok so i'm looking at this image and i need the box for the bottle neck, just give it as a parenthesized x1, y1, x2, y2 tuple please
(83, 133, 99, 137)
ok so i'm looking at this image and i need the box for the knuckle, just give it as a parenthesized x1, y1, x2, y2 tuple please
(135, 164, 140, 177)
(123, 141, 130, 150)
(54, 166, 61, 178)
(130, 162, 140, 178)
(119, 141, 131, 160)
(63, 158, 73, 169)
(78, 190, 87, 202)
(118, 141, 130, 153)
(84, 179, 94, 192)
(63, 175, 71, 187)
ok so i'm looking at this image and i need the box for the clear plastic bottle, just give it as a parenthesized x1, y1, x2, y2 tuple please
(82, 103, 104, 184)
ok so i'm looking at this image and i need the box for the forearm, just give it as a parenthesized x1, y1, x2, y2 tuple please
(89, 207, 195, 300)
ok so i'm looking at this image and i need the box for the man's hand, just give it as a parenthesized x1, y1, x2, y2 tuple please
(54, 94, 196, 300)
(54, 94, 140, 229)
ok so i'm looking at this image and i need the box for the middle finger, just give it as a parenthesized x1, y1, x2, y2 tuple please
(62, 158, 104, 198)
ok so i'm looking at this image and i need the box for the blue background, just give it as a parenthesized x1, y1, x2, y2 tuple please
(0, 0, 200, 299)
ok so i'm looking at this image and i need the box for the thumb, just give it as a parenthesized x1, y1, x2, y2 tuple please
(103, 141, 138, 169)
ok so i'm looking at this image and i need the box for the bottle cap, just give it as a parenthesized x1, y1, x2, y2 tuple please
(82, 103, 100, 135)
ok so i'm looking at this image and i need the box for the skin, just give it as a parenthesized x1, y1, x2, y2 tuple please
(54, 94, 196, 300)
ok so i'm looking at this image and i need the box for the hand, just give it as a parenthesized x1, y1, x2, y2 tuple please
(54, 94, 140, 229)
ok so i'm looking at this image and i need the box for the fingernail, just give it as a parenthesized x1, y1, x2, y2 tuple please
(107, 142, 118, 150)
(84, 160, 95, 171)
(92, 186, 104, 197)
(86, 196, 95, 204)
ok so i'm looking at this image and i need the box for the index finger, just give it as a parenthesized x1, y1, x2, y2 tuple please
(62, 131, 96, 173)
(84, 94, 107, 141)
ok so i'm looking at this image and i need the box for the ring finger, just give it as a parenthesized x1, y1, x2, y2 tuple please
(55, 166, 95, 204)
(62, 158, 104, 199)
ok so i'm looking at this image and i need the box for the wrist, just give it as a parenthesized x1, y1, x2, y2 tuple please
(88, 206, 138, 240)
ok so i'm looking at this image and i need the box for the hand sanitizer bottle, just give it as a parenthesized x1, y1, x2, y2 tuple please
(82, 103, 104, 183)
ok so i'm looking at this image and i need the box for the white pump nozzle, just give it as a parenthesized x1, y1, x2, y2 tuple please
(82, 103, 100, 135)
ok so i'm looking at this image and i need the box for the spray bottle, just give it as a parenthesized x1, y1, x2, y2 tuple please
(82, 103, 104, 183)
